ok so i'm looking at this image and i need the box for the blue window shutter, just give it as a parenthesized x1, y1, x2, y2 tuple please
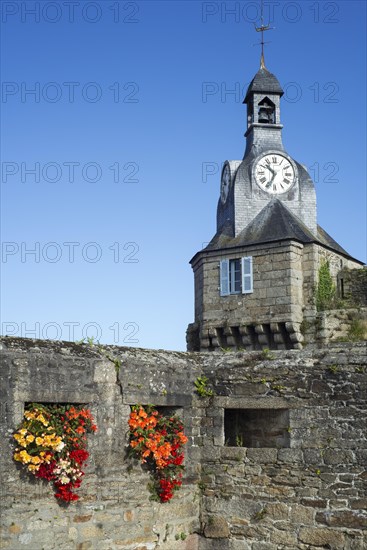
(242, 256, 253, 294)
(220, 259, 229, 296)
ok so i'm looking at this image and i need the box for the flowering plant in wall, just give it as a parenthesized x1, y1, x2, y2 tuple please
(13, 403, 97, 503)
(128, 405, 188, 503)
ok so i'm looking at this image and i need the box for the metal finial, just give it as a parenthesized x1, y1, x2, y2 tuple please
(254, 0, 274, 68)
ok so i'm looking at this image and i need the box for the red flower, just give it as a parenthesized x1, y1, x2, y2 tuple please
(36, 461, 56, 481)
(69, 449, 89, 465)
(129, 405, 187, 503)
(54, 483, 79, 502)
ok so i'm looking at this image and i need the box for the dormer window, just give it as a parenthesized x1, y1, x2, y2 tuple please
(258, 97, 275, 124)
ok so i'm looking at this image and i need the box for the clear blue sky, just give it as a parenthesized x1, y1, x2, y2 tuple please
(1, 0, 366, 350)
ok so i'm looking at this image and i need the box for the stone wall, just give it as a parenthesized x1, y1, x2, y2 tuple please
(338, 268, 367, 307)
(189, 241, 364, 352)
(313, 308, 367, 344)
(0, 337, 366, 549)
(0, 338, 202, 550)
(198, 344, 367, 549)
(190, 241, 305, 351)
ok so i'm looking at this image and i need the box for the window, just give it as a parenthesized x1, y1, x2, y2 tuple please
(224, 409, 290, 448)
(220, 257, 253, 296)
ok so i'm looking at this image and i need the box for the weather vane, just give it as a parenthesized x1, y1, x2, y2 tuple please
(254, 0, 274, 69)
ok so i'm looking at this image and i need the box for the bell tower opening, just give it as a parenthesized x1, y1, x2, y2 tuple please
(258, 97, 275, 124)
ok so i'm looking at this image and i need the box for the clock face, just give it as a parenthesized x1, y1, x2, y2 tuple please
(220, 164, 231, 203)
(254, 153, 296, 194)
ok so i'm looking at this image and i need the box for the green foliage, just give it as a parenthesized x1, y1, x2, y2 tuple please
(235, 434, 244, 447)
(300, 319, 315, 335)
(328, 364, 338, 374)
(76, 336, 98, 346)
(194, 376, 214, 398)
(316, 261, 336, 311)
(253, 507, 267, 521)
(271, 384, 286, 391)
(175, 532, 187, 541)
(347, 319, 366, 341)
(197, 481, 207, 492)
(95, 345, 122, 374)
(74, 339, 123, 374)
(261, 348, 275, 360)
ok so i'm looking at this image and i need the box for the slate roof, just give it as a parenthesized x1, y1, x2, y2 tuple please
(244, 67, 284, 103)
(199, 199, 361, 263)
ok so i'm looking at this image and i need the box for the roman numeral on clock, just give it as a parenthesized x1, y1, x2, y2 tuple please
(283, 178, 290, 184)
(260, 177, 266, 183)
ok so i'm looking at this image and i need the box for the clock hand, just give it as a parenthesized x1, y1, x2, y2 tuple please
(266, 171, 276, 188)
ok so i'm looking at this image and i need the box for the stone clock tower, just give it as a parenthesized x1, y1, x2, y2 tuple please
(187, 59, 363, 352)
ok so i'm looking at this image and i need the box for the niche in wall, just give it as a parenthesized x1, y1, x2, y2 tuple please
(224, 408, 290, 448)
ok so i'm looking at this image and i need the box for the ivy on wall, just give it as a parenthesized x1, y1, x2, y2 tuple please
(316, 260, 336, 311)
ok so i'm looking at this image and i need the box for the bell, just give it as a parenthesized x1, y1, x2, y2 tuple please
(258, 107, 270, 123)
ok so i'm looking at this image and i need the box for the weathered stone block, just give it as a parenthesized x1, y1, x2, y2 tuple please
(290, 504, 314, 525)
(203, 516, 230, 538)
(277, 448, 303, 462)
(316, 510, 367, 529)
(270, 529, 298, 546)
(246, 448, 278, 463)
(298, 527, 345, 548)
(265, 502, 289, 520)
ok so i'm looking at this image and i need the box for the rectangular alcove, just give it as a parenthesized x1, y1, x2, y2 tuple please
(224, 408, 290, 448)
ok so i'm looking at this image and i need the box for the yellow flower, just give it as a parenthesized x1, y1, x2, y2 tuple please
(28, 464, 40, 472)
(35, 437, 44, 446)
(37, 414, 49, 426)
(14, 434, 27, 447)
(31, 456, 41, 465)
(19, 450, 32, 464)
(26, 435, 35, 443)
(19, 428, 28, 435)
(14, 452, 21, 461)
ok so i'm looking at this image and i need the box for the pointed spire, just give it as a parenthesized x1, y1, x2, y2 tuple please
(260, 51, 266, 69)
(254, 0, 273, 69)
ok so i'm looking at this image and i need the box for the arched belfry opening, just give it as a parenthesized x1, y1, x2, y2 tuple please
(258, 96, 275, 124)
